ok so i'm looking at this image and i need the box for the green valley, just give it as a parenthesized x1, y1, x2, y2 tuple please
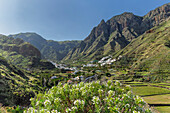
(0, 2, 170, 113)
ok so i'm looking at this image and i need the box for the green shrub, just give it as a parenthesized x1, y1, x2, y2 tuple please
(24, 80, 152, 113)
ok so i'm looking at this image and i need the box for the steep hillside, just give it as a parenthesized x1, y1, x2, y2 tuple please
(0, 35, 55, 69)
(0, 56, 42, 106)
(113, 19, 170, 73)
(0, 35, 41, 69)
(64, 3, 170, 61)
(9, 33, 81, 61)
(41, 40, 81, 61)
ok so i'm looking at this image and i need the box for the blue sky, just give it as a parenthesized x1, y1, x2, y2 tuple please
(0, 0, 169, 41)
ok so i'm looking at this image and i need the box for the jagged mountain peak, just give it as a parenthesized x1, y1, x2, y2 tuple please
(144, 3, 170, 18)
(122, 12, 134, 15)
(99, 19, 106, 24)
(109, 12, 141, 21)
(64, 3, 170, 61)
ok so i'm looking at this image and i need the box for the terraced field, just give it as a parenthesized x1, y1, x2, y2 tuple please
(127, 82, 170, 113)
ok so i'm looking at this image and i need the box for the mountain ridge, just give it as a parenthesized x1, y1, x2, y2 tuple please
(113, 18, 170, 73)
(64, 3, 170, 61)
(9, 33, 81, 61)
(0, 35, 55, 69)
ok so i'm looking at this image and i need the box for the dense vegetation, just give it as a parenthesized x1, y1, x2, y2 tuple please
(25, 80, 152, 113)
(0, 55, 65, 108)
(0, 56, 40, 106)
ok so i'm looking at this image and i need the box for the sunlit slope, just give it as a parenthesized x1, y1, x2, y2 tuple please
(114, 19, 170, 72)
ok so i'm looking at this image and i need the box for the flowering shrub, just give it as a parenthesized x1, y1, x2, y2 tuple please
(24, 80, 152, 113)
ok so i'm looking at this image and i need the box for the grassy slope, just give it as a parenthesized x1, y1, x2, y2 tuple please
(128, 81, 170, 113)
(0, 35, 41, 69)
(0, 56, 42, 106)
(0, 35, 55, 70)
(0, 49, 31, 69)
(142, 94, 170, 104)
(132, 86, 170, 96)
(154, 106, 170, 113)
(113, 19, 170, 73)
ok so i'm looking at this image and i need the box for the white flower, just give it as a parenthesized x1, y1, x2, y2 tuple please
(104, 97, 109, 101)
(36, 101, 40, 106)
(80, 87, 85, 91)
(54, 98, 61, 103)
(98, 89, 103, 93)
(71, 106, 77, 111)
(66, 108, 72, 113)
(29, 98, 34, 102)
(108, 90, 115, 96)
(125, 104, 130, 108)
(133, 111, 140, 113)
(44, 100, 51, 106)
(27, 107, 36, 113)
(74, 99, 81, 105)
(92, 96, 100, 105)
(74, 99, 85, 106)
(51, 110, 60, 113)
(40, 108, 48, 113)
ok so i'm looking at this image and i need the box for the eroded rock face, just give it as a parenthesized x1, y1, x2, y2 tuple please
(141, 3, 170, 33)
(64, 3, 170, 61)
(107, 12, 143, 39)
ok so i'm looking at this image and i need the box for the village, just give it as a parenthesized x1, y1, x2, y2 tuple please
(46, 55, 125, 86)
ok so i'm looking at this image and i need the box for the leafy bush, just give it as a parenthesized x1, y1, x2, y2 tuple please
(24, 80, 152, 113)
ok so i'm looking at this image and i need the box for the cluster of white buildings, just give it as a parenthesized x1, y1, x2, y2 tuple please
(83, 64, 98, 67)
(71, 75, 84, 81)
(53, 63, 77, 71)
(98, 55, 123, 66)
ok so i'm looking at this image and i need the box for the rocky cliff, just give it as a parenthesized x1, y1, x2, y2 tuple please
(64, 3, 170, 61)
(113, 18, 170, 73)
